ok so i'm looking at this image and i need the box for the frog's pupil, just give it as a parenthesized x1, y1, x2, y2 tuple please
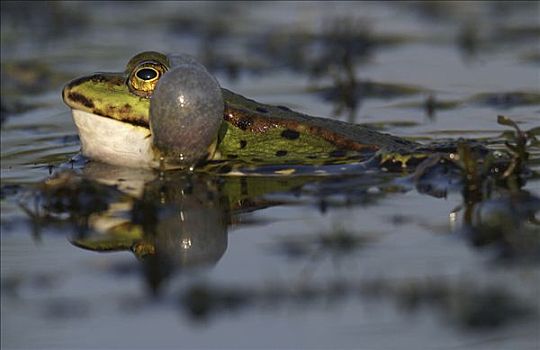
(137, 68, 157, 80)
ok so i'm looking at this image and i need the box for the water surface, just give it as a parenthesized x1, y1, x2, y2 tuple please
(1, 2, 539, 349)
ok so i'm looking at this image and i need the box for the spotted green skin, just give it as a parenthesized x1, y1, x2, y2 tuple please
(63, 51, 433, 174)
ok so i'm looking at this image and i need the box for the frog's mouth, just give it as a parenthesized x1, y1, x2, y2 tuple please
(70, 109, 158, 168)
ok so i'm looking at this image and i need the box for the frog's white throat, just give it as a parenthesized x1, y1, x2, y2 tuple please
(71, 109, 159, 169)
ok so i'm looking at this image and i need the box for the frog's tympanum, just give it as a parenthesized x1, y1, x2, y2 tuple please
(63, 51, 439, 175)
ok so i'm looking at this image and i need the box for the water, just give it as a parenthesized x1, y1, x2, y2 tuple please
(1, 2, 539, 349)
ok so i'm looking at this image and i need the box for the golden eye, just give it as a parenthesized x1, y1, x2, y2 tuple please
(128, 64, 164, 97)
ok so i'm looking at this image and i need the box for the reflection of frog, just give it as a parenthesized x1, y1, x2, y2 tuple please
(63, 165, 226, 293)
(63, 51, 460, 175)
(68, 166, 224, 254)
(63, 163, 327, 292)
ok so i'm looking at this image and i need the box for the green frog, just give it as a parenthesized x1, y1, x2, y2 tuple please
(61, 51, 452, 175)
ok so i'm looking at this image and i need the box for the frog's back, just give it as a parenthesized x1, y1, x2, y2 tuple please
(221, 89, 417, 155)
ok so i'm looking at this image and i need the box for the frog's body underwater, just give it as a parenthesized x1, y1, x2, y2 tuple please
(62, 51, 451, 176)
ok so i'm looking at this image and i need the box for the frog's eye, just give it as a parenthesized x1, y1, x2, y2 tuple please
(136, 67, 158, 81)
(128, 63, 166, 97)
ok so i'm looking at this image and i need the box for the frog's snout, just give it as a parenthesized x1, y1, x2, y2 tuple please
(62, 80, 79, 109)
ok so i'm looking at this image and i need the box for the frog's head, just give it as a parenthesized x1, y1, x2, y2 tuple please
(62, 51, 224, 169)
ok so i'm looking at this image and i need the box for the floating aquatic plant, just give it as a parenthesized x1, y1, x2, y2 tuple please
(449, 115, 537, 198)
(497, 115, 538, 182)
(444, 116, 540, 262)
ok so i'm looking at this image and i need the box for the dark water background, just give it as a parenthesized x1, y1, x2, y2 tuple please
(1, 2, 539, 349)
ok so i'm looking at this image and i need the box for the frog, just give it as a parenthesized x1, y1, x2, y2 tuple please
(61, 51, 469, 176)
